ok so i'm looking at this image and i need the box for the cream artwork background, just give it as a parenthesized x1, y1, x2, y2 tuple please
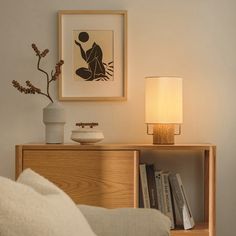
(73, 30, 114, 82)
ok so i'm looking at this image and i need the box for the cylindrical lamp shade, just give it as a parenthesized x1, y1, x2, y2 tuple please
(145, 77, 183, 124)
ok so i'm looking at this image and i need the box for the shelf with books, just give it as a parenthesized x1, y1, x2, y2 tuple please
(138, 144, 216, 236)
(139, 164, 194, 230)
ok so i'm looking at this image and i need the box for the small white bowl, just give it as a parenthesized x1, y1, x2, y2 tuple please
(71, 128, 104, 144)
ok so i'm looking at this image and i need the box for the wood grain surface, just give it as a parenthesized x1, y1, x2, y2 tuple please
(22, 150, 138, 208)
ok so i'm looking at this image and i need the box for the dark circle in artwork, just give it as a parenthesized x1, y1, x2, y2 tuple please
(79, 32, 89, 42)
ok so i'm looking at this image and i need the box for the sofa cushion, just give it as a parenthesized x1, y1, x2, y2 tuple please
(0, 169, 96, 236)
(78, 204, 171, 236)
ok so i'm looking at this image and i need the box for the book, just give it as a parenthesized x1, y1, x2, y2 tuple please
(169, 173, 195, 230)
(161, 172, 175, 229)
(139, 164, 150, 208)
(154, 170, 165, 213)
(139, 173, 144, 208)
(172, 192, 183, 227)
(146, 164, 158, 209)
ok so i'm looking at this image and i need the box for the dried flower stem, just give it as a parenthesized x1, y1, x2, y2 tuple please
(12, 43, 64, 103)
(36, 55, 53, 102)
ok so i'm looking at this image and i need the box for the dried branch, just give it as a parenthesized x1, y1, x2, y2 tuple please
(12, 80, 38, 94)
(50, 60, 64, 82)
(12, 43, 64, 103)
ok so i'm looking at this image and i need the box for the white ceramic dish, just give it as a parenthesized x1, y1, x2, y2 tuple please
(71, 128, 104, 144)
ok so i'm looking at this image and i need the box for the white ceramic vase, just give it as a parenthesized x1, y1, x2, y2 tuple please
(43, 102, 66, 144)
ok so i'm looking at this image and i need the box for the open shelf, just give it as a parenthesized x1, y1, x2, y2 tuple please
(171, 223, 209, 236)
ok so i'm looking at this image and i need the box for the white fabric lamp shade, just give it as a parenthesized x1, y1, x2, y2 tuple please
(145, 77, 183, 124)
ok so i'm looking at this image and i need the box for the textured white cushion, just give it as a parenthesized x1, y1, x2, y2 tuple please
(0, 169, 97, 236)
(78, 204, 171, 236)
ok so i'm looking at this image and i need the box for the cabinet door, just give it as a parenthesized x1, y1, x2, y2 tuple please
(22, 150, 139, 208)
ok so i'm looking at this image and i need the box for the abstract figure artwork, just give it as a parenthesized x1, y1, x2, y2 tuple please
(73, 31, 114, 81)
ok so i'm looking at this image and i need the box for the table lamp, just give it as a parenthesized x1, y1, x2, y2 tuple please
(145, 76, 183, 145)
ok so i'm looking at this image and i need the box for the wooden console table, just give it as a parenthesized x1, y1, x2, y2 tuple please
(15, 143, 216, 236)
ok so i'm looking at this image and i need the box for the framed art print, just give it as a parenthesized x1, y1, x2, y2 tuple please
(58, 10, 127, 101)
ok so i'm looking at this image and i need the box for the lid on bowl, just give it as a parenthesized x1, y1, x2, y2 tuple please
(76, 122, 98, 128)
(72, 122, 102, 133)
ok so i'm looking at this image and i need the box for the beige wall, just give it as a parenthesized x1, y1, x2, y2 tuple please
(1, 0, 236, 235)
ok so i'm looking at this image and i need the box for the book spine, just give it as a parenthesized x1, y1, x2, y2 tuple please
(162, 172, 175, 229)
(139, 164, 150, 208)
(169, 174, 183, 218)
(169, 173, 195, 230)
(172, 191, 183, 226)
(154, 170, 165, 212)
(146, 164, 158, 209)
(139, 174, 144, 208)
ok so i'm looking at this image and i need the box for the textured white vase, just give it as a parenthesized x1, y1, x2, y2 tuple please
(43, 102, 66, 144)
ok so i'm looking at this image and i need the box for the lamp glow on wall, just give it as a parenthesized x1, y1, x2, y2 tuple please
(145, 76, 183, 145)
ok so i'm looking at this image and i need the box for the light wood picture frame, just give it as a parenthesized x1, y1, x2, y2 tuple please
(58, 10, 127, 101)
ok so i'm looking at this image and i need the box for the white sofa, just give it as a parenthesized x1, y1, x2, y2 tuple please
(0, 169, 170, 236)
(79, 204, 171, 236)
